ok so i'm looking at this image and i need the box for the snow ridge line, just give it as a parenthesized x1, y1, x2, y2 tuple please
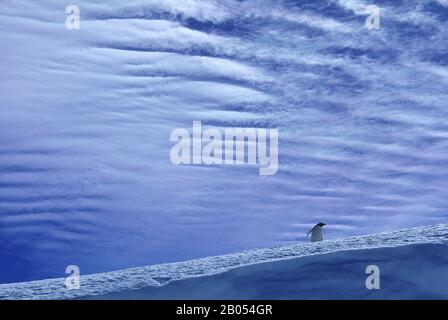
(1, 224, 447, 300)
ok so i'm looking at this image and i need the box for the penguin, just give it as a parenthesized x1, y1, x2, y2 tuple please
(306, 223, 326, 242)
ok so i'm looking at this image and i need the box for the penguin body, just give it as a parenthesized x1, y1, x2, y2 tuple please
(307, 223, 326, 242)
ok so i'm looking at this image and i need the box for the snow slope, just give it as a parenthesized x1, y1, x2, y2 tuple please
(87, 243, 448, 299)
(1, 224, 447, 300)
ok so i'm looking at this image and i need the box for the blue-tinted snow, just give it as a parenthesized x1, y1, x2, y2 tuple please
(0, 224, 447, 299)
(89, 243, 448, 299)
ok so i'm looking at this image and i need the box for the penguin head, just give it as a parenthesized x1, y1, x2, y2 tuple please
(317, 222, 326, 227)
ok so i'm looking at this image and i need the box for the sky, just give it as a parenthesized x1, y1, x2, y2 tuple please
(0, 0, 447, 283)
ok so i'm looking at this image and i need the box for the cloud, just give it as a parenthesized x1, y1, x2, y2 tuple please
(1, 0, 448, 282)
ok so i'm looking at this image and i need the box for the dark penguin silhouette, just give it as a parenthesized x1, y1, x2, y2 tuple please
(306, 223, 326, 242)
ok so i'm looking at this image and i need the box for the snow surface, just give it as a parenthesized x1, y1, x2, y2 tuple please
(0, 224, 447, 300)
(87, 243, 448, 299)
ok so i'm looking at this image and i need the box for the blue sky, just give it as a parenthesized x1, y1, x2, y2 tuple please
(1, 0, 448, 283)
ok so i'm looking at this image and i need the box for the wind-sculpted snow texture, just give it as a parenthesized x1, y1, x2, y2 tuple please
(90, 243, 448, 299)
(0, 224, 447, 299)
